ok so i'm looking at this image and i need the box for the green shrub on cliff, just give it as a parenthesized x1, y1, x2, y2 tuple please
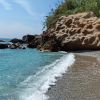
(44, 0, 100, 29)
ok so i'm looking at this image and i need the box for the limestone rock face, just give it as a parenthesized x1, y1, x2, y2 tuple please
(41, 12, 100, 51)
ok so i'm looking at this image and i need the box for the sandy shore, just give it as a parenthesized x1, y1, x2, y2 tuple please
(46, 51, 100, 100)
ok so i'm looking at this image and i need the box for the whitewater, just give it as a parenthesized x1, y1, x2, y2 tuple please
(18, 53, 75, 100)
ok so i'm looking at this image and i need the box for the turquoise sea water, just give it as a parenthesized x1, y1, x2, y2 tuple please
(0, 49, 62, 100)
(0, 48, 75, 100)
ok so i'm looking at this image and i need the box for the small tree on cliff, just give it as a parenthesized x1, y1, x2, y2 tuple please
(44, 0, 100, 29)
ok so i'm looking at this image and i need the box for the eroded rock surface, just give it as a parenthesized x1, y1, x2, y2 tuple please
(40, 12, 100, 51)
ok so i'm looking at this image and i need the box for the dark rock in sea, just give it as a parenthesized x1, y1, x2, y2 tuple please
(22, 47, 26, 49)
(22, 35, 35, 43)
(9, 43, 26, 49)
(27, 43, 36, 48)
(22, 35, 42, 48)
(0, 44, 8, 49)
(10, 38, 24, 44)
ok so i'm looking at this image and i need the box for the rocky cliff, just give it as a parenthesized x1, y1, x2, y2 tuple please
(3, 12, 100, 51)
(39, 12, 100, 51)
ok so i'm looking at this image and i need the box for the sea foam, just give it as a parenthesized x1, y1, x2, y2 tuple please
(19, 53, 75, 100)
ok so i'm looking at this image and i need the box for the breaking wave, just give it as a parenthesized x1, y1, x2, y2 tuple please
(18, 53, 75, 100)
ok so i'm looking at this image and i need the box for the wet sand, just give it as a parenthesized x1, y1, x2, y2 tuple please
(46, 52, 100, 100)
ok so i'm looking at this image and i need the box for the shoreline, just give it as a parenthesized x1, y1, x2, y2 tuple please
(74, 50, 100, 63)
(46, 51, 100, 100)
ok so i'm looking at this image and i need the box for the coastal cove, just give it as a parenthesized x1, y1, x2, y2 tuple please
(1, 11, 100, 100)
(1, 0, 100, 100)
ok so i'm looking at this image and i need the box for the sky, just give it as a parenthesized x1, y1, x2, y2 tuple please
(0, 0, 63, 38)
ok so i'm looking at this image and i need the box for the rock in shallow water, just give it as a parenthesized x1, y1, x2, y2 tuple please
(9, 43, 26, 49)
(0, 44, 8, 49)
(22, 35, 42, 48)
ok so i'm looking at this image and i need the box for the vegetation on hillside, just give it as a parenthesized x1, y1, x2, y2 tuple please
(44, 0, 100, 29)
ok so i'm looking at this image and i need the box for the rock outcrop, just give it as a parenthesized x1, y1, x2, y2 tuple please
(22, 35, 42, 48)
(22, 35, 35, 43)
(2, 12, 100, 51)
(38, 32, 60, 51)
(10, 38, 24, 44)
(0, 44, 8, 49)
(0, 35, 41, 49)
(40, 12, 100, 51)
(8, 43, 26, 49)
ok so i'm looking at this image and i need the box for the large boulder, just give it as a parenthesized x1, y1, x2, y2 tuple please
(22, 35, 35, 43)
(0, 44, 8, 49)
(40, 12, 100, 51)
(22, 35, 42, 48)
(10, 38, 24, 44)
